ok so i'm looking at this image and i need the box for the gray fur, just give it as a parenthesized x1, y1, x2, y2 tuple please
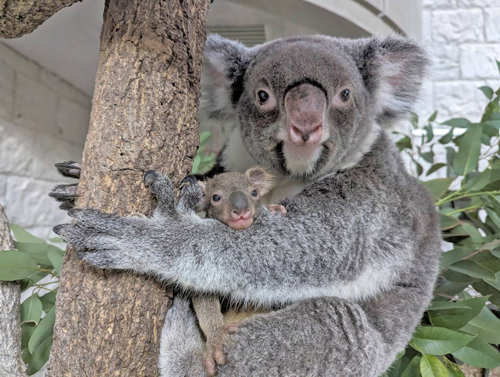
(54, 34, 440, 376)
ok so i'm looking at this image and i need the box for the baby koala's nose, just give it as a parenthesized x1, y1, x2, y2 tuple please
(229, 191, 251, 219)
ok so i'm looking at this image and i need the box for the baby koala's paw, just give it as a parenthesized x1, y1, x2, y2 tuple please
(266, 204, 287, 216)
(203, 335, 226, 377)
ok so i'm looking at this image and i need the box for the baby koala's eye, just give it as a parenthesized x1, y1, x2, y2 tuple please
(212, 194, 221, 202)
(340, 89, 350, 102)
(251, 189, 258, 197)
(257, 90, 269, 104)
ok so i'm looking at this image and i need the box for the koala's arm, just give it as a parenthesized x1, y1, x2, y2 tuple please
(55, 170, 415, 305)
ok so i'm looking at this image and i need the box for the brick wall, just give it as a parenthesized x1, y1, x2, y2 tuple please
(0, 42, 91, 240)
(423, 0, 500, 121)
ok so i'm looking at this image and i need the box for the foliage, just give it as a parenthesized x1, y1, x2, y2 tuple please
(191, 131, 217, 175)
(385, 67, 500, 376)
(0, 225, 63, 375)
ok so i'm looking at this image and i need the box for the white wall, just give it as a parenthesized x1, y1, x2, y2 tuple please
(423, 0, 500, 121)
(0, 42, 91, 240)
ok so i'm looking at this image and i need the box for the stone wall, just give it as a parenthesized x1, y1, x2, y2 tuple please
(423, 0, 500, 121)
(0, 42, 91, 240)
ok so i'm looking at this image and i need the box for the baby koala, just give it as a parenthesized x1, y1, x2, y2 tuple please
(179, 166, 286, 376)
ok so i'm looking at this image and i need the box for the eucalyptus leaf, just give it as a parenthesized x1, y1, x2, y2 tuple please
(10, 224, 44, 243)
(452, 125, 482, 176)
(28, 306, 55, 353)
(421, 178, 455, 202)
(427, 163, 447, 176)
(21, 296, 43, 325)
(448, 260, 496, 280)
(410, 327, 474, 355)
(0, 251, 39, 281)
(27, 335, 53, 375)
(401, 356, 421, 377)
(419, 354, 448, 377)
(429, 295, 489, 329)
(452, 336, 500, 369)
(479, 86, 494, 101)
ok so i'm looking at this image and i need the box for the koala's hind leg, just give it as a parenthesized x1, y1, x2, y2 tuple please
(192, 295, 226, 376)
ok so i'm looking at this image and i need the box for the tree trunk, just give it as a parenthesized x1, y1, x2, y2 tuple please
(0, 205, 26, 376)
(47, 0, 210, 375)
(0, 0, 82, 39)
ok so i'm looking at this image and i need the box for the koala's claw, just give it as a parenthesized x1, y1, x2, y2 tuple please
(180, 174, 198, 191)
(143, 170, 158, 186)
(49, 183, 79, 210)
(55, 161, 81, 178)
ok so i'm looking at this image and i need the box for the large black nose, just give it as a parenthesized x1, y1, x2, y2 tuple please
(229, 191, 249, 215)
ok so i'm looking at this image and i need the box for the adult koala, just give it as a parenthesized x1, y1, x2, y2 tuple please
(53, 34, 441, 376)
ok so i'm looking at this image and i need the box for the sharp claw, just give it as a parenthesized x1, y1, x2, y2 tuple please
(53, 224, 65, 236)
(49, 184, 79, 199)
(59, 201, 74, 211)
(55, 161, 81, 178)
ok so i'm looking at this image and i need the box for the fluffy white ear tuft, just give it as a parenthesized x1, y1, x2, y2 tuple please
(199, 34, 254, 133)
(349, 36, 430, 127)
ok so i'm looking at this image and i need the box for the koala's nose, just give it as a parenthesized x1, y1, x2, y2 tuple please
(229, 191, 251, 219)
(285, 83, 325, 145)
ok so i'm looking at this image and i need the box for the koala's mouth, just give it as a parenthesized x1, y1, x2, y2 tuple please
(275, 141, 329, 178)
(226, 217, 254, 230)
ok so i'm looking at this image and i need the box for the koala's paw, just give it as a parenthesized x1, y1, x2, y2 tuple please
(55, 161, 81, 178)
(144, 170, 176, 215)
(178, 175, 204, 212)
(203, 337, 226, 377)
(266, 204, 287, 216)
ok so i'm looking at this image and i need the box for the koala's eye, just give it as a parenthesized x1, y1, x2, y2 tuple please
(257, 90, 270, 104)
(251, 189, 258, 197)
(340, 89, 350, 102)
(212, 194, 221, 202)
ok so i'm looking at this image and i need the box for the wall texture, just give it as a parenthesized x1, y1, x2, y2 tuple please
(0, 42, 91, 240)
(423, 0, 500, 121)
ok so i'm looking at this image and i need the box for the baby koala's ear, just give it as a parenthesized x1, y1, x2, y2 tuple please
(245, 166, 275, 196)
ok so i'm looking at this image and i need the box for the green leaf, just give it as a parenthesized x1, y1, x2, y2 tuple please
(48, 237, 63, 243)
(0, 251, 39, 281)
(429, 295, 489, 329)
(410, 327, 474, 355)
(410, 112, 419, 129)
(452, 336, 500, 369)
(426, 301, 471, 311)
(486, 208, 500, 229)
(428, 111, 438, 122)
(421, 151, 435, 164)
(463, 169, 491, 192)
(439, 247, 475, 269)
(14, 242, 52, 268)
(28, 306, 55, 353)
(443, 358, 465, 377)
(20, 270, 48, 292)
(21, 295, 43, 325)
(27, 335, 52, 375)
(442, 118, 471, 128)
(40, 292, 57, 312)
(497, 59, 500, 74)
(10, 224, 44, 243)
(419, 354, 448, 377)
(424, 124, 434, 143)
(479, 86, 494, 101)
(397, 136, 412, 151)
(422, 178, 455, 202)
(439, 215, 461, 231)
(21, 322, 36, 349)
(199, 131, 212, 146)
(191, 154, 201, 174)
(439, 128, 455, 145)
(427, 163, 447, 176)
(402, 356, 421, 377)
(448, 260, 496, 280)
(452, 124, 482, 176)
(460, 305, 500, 344)
(47, 246, 63, 275)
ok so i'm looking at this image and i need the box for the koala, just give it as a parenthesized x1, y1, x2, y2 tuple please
(177, 166, 285, 376)
(52, 34, 441, 377)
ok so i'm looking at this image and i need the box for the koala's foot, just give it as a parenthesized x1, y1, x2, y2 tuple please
(266, 204, 287, 216)
(144, 170, 175, 216)
(203, 336, 226, 377)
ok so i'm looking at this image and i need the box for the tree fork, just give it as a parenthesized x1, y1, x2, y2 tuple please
(47, 0, 210, 375)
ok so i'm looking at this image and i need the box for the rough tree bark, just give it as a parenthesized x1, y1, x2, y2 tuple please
(0, 0, 83, 39)
(47, 0, 210, 375)
(0, 205, 26, 376)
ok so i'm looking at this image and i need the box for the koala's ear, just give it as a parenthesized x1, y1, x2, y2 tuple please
(200, 34, 254, 128)
(349, 36, 429, 126)
(246, 166, 275, 196)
